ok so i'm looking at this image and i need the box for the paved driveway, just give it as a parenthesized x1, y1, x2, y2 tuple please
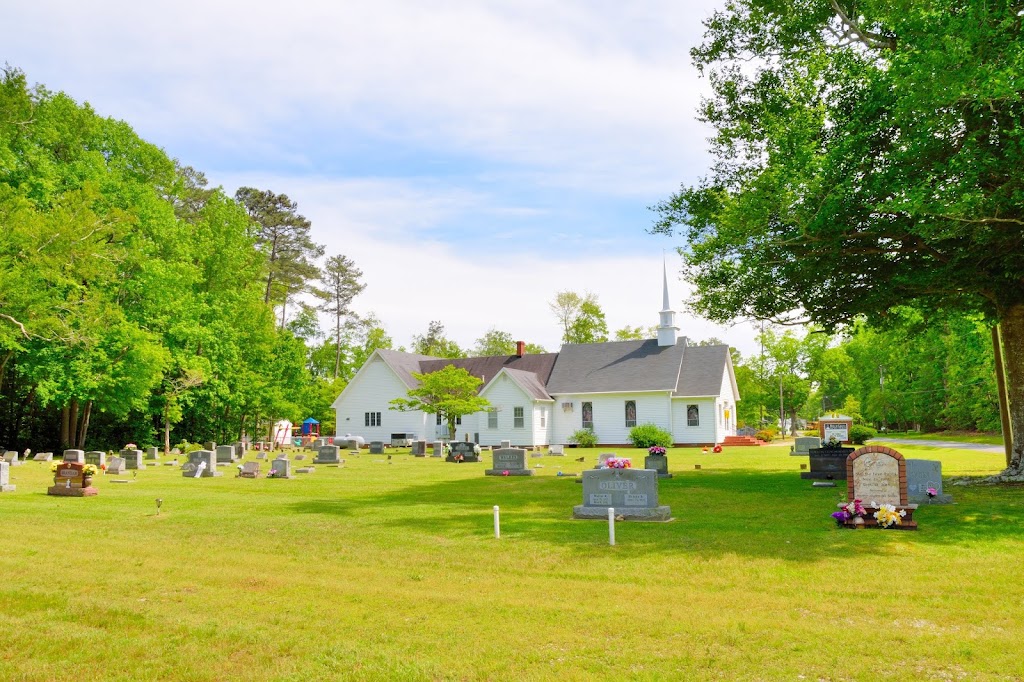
(869, 437, 1004, 454)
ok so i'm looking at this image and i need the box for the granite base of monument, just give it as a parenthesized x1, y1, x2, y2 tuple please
(47, 484, 98, 497)
(572, 468, 671, 522)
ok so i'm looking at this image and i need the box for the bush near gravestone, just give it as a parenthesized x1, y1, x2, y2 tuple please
(628, 423, 673, 449)
(568, 429, 598, 448)
(849, 425, 878, 445)
(755, 429, 775, 442)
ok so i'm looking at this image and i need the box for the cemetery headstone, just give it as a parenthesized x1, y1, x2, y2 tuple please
(120, 449, 146, 470)
(644, 453, 672, 479)
(485, 448, 534, 476)
(239, 461, 260, 478)
(295, 453, 306, 461)
(256, 452, 267, 461)
(801, 444, 855, 480)
(146, 447, 159, 460)
(183, 450, 220, 477)
(500, 440, 512, 449)
(204, 441, 216, 451)
(33, 452, 53, 462)
(106, 457, 126, 475)
(842, 445, 918, 529)
(369, 441, 385, 455)
(84, 451, 106, 467)
(573, 468, 671, 521)
(905, 459, 953, 504)
(47, 461, 98, 497)
(791, 436, 821, 456)
(63, 449, 85, 464)
(594, 453, 616, 469)
(3, 450, 19, 466)
(269, 457, 292, 479)
(0, 460, 14, 492)
(549, 444, 564, 455)
(432, 441, 444, 457)
(234, 441, 247, 455)
(296, 466, 316, 474)
(313, 445, 340, 464)
(215, 445, 236, 464)
(410, 440, 426, 456)
(447, 441, 480, 463)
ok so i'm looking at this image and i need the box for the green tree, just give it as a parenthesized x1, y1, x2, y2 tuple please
(389, 365, 490, 440)
(473, 328, 515, 356)
(652, 2, 1024, 474)
(317, 254, 365, 379)
(411, 321, 464, 359)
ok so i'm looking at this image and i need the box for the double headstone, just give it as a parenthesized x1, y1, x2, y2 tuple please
(906, 459, 952, 504)
(447, 441, 479, 463)
(573, 468, 671, 521)
(183, 450, 220, 477)
(369, 441, 384, 455)
(63, 449, 85, 464)
(313, 445, 340, 464)
(485, 448, 533, 476)
(0, 460, 14, 492)
(106, 456, 126, 475)
(85, 451, 106, 467)
(120, 449, 145, 470)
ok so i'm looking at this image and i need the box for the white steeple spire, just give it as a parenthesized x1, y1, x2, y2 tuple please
(657, 256, 679, 347)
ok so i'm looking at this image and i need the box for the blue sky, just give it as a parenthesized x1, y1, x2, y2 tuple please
(4, 0, 761, 356)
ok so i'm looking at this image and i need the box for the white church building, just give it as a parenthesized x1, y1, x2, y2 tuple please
(331, 266, 740, 447)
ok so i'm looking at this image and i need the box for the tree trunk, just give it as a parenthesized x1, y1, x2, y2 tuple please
(68, 399, 79, 448)
(992, 326, 1013, 467)
(60, 404, 70, 450)
(239, 413, 247, 441)
(994, 303, 1024, 478)
(334, 313, 341, 380)
(163, 402, 172, 454)
(78, 401, 92, 450)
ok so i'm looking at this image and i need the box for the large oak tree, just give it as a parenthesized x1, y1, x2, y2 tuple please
(652, 1, 1024, 477)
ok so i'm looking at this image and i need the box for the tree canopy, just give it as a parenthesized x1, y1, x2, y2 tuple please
(389, 365, 490, 440)
(652, 1, 1024, 475)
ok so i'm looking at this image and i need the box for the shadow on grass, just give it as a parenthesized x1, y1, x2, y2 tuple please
(290, 468, 1024, 562)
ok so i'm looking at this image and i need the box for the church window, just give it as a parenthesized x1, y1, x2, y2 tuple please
(687, 405, 699, 427)
(488, 410, 498, 429)
(513, 407, 524, 428)
(582, 402, 594, 430)
(624, 401, 637, 428)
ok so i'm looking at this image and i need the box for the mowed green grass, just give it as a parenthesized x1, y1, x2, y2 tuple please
(1, 444, 1022, 682)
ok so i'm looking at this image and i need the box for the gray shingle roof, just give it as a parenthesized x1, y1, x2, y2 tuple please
(674, 344, 732, 397)
(376, 348, 441, 388)
(545, 339, 687, 394)
(493, 367, 553, 401)
(419, 353, 559, 393)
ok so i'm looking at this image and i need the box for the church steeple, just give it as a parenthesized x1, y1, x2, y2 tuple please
(657, 257, 679, 347)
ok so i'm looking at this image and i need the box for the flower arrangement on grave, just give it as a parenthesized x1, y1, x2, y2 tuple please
(602, 457, 632, 469)
(267, 469, 279, 478)
(823, 435, 844, 449)
(49, 461, 61, 474)
(926, 487, 937, 499)
(82, 464, 98, 477)
(873, 502, 906, 528)
(648, 446, 667, 456)
(830, 499, 865, 526)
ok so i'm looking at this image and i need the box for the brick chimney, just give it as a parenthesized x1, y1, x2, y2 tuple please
(516, 341, 525, 357)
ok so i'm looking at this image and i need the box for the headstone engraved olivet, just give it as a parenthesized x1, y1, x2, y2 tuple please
(485, 448, 534, 476)
(313, 445, 340, 464)
(369, 441, 384, 455)
(906, 459, 953, 504)
(0, 460, 15, 492)
(120, 449, 146, 470)
(573, 468, 671, 521)
(106, 457, 126, 475)
(842, 445, 918, 529)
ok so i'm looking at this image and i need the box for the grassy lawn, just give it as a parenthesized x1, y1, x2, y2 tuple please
(1, 444, 1022, 681)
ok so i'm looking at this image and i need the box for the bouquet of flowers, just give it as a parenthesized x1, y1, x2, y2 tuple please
(602, 457, 632, 469)
(926, 487, 937, 499)
(82, 463, 98, 477)
(831, 499, 865, 526)
(873, 502, 906, 528)
(648, 446, 667, 456)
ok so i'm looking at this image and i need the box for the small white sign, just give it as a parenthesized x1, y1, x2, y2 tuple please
(823, 423, 850, 443)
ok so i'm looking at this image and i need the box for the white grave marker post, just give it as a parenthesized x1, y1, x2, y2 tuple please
(608, 507, 616, 546)
(493, 505, 500, 539)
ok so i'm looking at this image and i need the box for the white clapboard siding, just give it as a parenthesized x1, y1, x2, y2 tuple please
(550, 393, 671, 445)
(718, 366, 737, 438)
(334, 356, 428, 441)
(532, 404, 551, 446)
(671, 398, 717, 444)
(478, 373, 537, 446)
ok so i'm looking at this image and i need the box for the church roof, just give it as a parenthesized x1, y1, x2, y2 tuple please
(545, 339, 687, 394)
(487, 367, 553, 401)
(674, 344, 734, 397)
